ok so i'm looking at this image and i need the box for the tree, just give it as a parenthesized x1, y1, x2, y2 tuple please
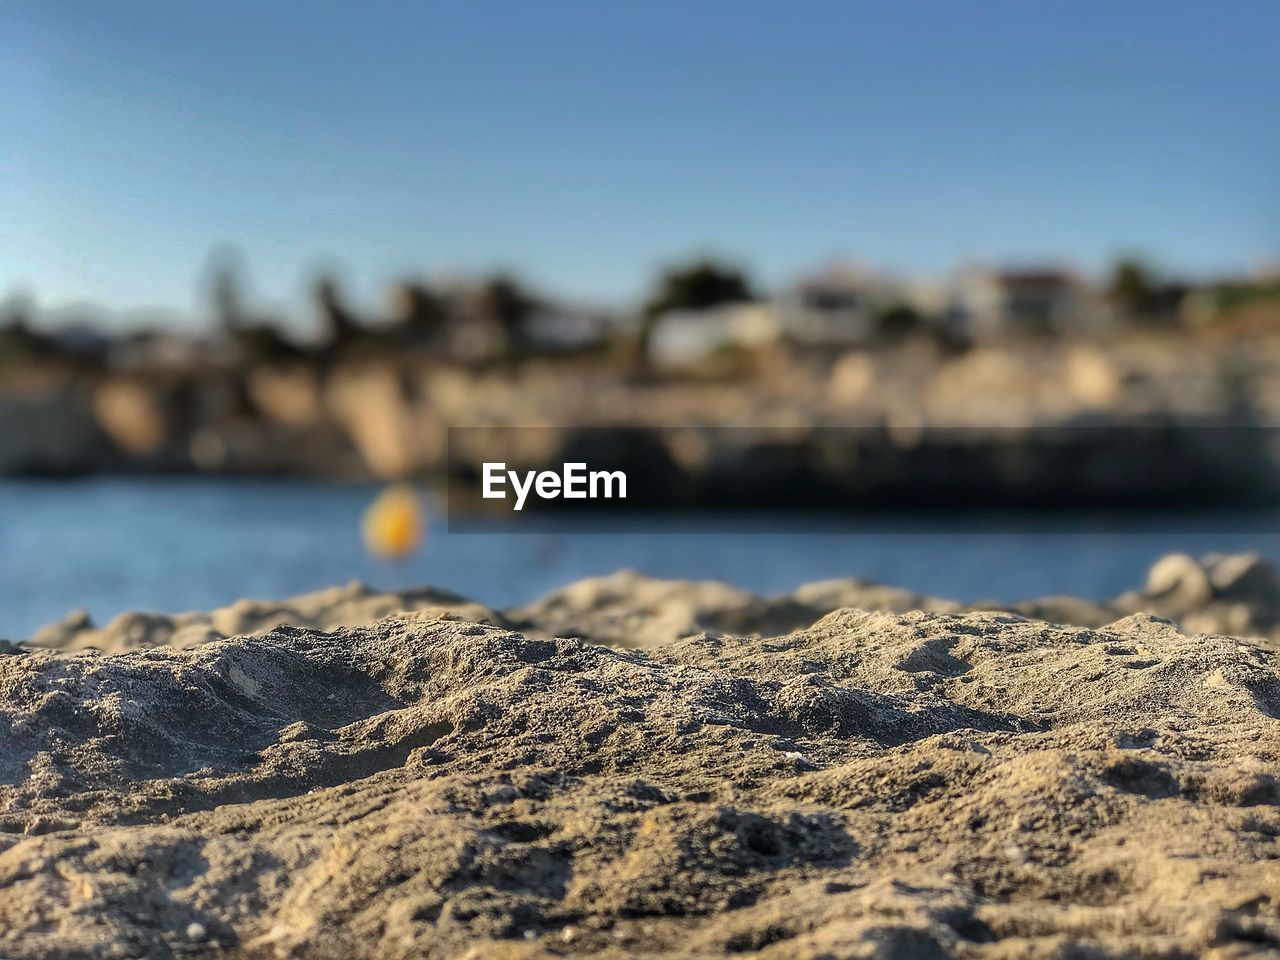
(209, 262, 247, 334)
(1107, 257, 1157, 319)
(638, 258, 755, 360)
(203, 250, 300, 364)
(387, 281, 448, 343)
(873, 304, 924, 341)
(475, 274, 538, 354)
(314, 274, 363, 352)
(1107, 257, 1191, 327)
(0, 292, 49, 367)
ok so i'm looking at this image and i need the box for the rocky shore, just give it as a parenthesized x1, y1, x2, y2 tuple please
(6, 337, 1280, 511)
(2, 555, 1278, 958)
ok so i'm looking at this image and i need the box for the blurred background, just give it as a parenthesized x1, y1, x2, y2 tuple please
(3, 0, 1280, 640)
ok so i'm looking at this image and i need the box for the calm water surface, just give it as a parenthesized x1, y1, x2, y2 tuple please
(2, 477, 1279, 640)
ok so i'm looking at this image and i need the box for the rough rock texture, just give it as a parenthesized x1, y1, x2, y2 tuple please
(505, 573, 962, 649)
(29, 571, 953, 654)
(31, 581, 508, 652)
(1, 604, 1278, 959)
(29, 552, 1280, 653)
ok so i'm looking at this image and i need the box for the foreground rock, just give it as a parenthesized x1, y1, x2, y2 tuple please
(1, 608, 1278, 958)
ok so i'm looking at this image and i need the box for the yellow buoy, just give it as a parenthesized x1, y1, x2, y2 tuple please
(362, 484, 424, 559)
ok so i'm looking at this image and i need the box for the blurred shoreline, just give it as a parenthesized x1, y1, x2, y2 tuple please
(6, 335, 1280, 510)
(5, 257, 1280, 509)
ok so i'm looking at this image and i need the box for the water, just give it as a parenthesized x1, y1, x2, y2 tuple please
(2, 477, 1279, 641)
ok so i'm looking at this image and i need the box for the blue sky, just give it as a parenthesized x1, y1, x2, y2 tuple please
(4, 0, 1278, 326)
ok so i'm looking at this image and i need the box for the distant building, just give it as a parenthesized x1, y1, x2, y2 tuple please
(774, 262, 901, 346)
(647, 302, 778, 369)
(526, 306, 616, 352)
(947, 267, 1088, 340)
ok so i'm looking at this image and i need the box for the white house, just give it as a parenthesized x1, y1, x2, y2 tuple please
(946, 266, 1087, 340)
(647, 302, 778, 369)
(774, 261, 902, 346)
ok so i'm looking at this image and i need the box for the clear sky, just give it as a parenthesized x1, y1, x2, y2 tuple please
(4, 0, 1278, 326)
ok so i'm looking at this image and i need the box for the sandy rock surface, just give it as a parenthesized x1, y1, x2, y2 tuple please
(504, 573, 962, 649)
(27, 552, 1280, 654)
(1, 602, 1278, 958)
(32, 580, 508, 652)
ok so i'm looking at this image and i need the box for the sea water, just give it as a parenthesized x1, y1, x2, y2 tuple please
(2, 476, 1278, 641)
